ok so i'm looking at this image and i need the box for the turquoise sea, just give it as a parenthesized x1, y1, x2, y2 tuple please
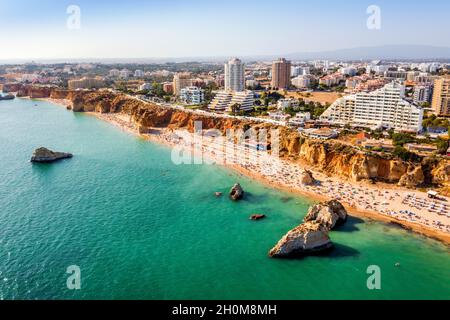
(0, 97, 449, 300)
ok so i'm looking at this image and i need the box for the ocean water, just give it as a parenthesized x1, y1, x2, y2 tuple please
(0, 97, 449, 300)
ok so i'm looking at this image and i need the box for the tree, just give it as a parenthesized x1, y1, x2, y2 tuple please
(436, 138, 449, 155)
(393, 146, 419, 162)
(391, 132, 416, 146)
(229, 103, 241, 116)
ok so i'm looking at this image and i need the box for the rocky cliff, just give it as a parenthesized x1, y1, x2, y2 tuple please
(9, 84, 450, 192)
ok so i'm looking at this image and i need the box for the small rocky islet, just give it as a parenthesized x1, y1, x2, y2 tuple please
(229, 183, 244, 201)
(30, 147, 73, 163)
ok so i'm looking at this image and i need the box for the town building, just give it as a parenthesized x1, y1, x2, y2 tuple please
(134, 70, 145, 78)
(180, 86, 205, 105)
(277, 98, 299, 111)
(319, 73, 344, 87)
(431, 76, 450, 116)
(362, 139, 395, 152)
(68, 77, 105, 90)
(119, 69, 131, 79)
(173, 72, 193, 96)
(109, 69, 120, 77)
(288, 112, 311, 127)
(405, 143, 437, 156)
(224, 58, 245, 92)
(268, 112, 290, 122)
(340, 67, 357, 76)
(139, 83, 152, 91)
(302, 128, 339, 140)
(271, 58, 291, 89)
(320, 82, 424, 132)
(292, 75, 314, 89)
(162, 82, 174, 94)
(413, 85, 433, 104)
(208, 90, 254, 113)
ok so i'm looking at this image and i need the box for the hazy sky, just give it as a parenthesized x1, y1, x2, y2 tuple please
(1, 0, 449, 60)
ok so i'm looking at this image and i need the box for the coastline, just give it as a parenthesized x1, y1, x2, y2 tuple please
(40, 97, 450, 245)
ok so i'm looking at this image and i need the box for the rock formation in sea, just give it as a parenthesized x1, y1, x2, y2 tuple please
(250, 214, 266, 220)
(229, 183, 244, 201)
(300, 169, 315, 185)
(30, 147, 73, 163)
(269, 200, 347, 258)
(303, 200, 348, 230)
(268, 222, 333, 258)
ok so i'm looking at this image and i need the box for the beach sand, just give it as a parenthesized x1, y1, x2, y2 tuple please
(44, 98, 450, 244)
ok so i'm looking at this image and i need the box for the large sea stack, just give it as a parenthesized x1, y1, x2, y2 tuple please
(31, 147, 73, 163)
(268, 222, 333, 258)
(269, 199, 347, 258)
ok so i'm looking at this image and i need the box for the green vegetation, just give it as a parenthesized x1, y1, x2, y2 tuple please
(259, 91, 284, 107)
(436, 138, 449, 154)
(228, 103, 247, 116)
(393, 146, 420, 162)
(390, 132, 416, 146)
(203, 83, 218, 103)
(280, 99, 329, 119)
(422, 114, 450, 130)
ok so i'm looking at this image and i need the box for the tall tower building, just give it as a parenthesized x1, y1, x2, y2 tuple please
(224, 58, 245, 92)
(271, 58, 291, 89)
(432, 76, 450, 116)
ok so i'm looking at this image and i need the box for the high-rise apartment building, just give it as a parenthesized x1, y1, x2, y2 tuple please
(320, 82, 423, 132)
(413, 85, 433, 105)
(431, 76, 450, 116)
(271, 58, 291, 89)
(224, 58, 245, 92)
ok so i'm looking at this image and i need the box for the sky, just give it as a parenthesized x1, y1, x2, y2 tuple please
(0, 0, 449, 60)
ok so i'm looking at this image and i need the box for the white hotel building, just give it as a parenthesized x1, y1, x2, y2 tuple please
(209, 91, 254, 113)
(320, 82, 423, 132)
(180, 86, 205, 105)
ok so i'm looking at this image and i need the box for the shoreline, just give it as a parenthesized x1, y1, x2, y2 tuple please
(40, 97, 450, 245)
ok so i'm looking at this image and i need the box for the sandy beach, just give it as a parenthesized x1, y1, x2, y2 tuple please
(43, 98, 450, 244)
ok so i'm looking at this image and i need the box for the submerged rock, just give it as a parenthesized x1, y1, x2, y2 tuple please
(303, 199, 348, 230)
(250, 214, 266, 221)
(229, 183, 244, 201)
(300, 169, 315, 186)
(269, 222, 333, 258)
(31, 147, 73, 163)
(215, 192, 223, 197)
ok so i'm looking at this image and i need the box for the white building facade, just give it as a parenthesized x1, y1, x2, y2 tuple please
(209, 91, 254, 113)
(225, 58, 245, 92)
(180, 86, 205, 105)
(321, 82, 423, 132)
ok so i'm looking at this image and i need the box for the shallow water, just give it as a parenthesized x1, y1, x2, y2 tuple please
(0, 98, 449, 300)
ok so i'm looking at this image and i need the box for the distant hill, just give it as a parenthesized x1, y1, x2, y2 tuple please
(284, 45, 450, 61)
